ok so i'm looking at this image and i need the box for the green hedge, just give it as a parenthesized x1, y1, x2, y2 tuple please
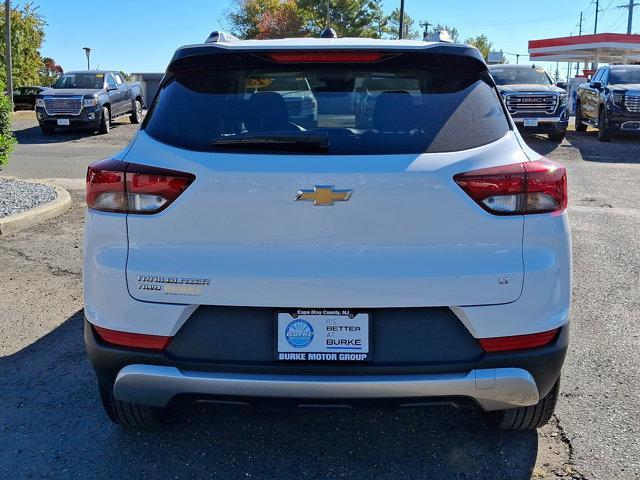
(0, 80, 15, 167)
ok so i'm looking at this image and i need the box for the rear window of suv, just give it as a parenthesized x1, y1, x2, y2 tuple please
(144, 52, 509, 155)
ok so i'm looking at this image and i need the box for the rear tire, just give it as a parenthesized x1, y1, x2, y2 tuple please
(98, 382, 161, 429)
(130, 100, 142, 124)
(548, 131, 566, 142)
(598, 108, 613, 142)
(492, 378, 560, 430)
(98, 106, 110, 134)
(575, 103, 587, 132)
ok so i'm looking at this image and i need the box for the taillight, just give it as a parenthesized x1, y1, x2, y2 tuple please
(86, 159, 195, 214)
(94, 325, 171, 350)
(302, 97, 316, 109)
(479, 328, 559, 353)
(453, 158, 567, 215)
(267, 51, 389, 63)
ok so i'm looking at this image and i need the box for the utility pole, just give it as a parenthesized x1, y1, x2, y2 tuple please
(593, 0, 602, 69)
(83, 47, 92, 70)
(4, 0, 12, 108)
(579, 11, 583, 35)
(576, 12, 583, 76)
(618, 0, 639, 34)
(398, 0, 405, 39)
(420, 21, 433, 40)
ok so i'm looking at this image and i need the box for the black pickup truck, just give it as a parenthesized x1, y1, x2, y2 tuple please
(35, 71, 144, 134)
(489, 65, 569, 142)
(576, 65, 640, 141)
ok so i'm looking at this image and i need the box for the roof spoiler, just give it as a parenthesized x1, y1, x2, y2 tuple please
(167, 43, 487, 76)
(205, 31, 239, 43)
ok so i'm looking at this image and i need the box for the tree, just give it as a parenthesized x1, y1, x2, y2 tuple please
(387, 8, 419, 39)
(39, 57, 63, 86)
(225, 0, 392, 40)
(368, 0, 389, 38)
(0, 3, 46, 87)
(296, 0, 385, 38)
(224, 0, 282, 39)
(0, 79, 15, 167)
(465, 34, 492, 61)
(256, 0, 309, 39)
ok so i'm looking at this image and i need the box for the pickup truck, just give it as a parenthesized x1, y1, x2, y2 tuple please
(35, 70, 144, 134)
(488, 65, 569, 142)
(575, 65, 640, 141)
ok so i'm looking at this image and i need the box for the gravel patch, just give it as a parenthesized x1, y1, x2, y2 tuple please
(0, 177, 57, 217)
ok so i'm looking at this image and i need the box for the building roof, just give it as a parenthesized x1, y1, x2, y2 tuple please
(528, 33, 640, 63)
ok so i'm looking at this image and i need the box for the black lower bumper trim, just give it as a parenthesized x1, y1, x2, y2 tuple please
(85, 318, 568, 401)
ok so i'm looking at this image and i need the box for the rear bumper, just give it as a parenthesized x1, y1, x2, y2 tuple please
(85, 318, 568, 411)
(114, 365, 540, 411)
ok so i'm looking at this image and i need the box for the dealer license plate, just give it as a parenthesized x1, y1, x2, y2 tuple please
(524, 118, 539, 127)
(277, 310, 370, 362)
(57, 119, 70, 126)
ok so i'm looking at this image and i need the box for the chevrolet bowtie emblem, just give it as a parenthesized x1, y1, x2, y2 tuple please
(295, 185, 353, 206)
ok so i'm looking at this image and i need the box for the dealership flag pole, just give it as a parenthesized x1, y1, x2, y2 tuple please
(4, 0, 12, 108)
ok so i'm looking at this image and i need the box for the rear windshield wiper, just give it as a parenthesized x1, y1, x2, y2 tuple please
(210, 133, 329, 153)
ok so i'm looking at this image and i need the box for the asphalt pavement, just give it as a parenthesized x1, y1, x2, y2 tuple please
(1, 113, 639, 479)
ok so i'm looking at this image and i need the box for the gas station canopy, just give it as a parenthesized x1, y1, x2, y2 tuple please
(528, 33, 640, 64)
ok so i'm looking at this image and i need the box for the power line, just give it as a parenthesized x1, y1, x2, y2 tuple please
(446, 14, 578, 27)
(503, 51, 528, 64)
(605, 10, 628, 30)
(602, 0, 615, 12)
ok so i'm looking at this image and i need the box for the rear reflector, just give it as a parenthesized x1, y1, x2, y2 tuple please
(94, 325, 171, 350)
(453, 158, 567, 215)
(479, 328, 559, 353)
(267, 52, 388, 63)
(86, 159, 195, 214)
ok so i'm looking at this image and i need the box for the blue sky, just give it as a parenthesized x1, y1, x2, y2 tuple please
(31, 0, 638, 78)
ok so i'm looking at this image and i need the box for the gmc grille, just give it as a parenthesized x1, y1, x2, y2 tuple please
(506, 94, 558, 114)
(43, 96, 83, 116)
(624, 93, 640, 113)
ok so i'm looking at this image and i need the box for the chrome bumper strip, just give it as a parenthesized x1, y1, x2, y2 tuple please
(512, 117, 563, 124)
(621, 121, 640, 130)
(113, 365, 540, 411)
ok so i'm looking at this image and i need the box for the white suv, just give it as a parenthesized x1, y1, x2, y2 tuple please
(84, 34, 571, 429)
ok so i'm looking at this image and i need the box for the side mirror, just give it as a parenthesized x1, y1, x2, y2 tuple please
(107, 85, 118, 91)
(591, 81, 602, 90)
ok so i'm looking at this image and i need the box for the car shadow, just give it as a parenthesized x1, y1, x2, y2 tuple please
(13, 122, 128, 145)
(522, 131, 640, 163)
(0, 310, 540, 479)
